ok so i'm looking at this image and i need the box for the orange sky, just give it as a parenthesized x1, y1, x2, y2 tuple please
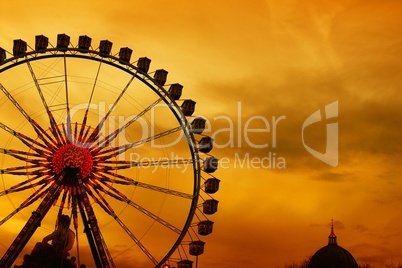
(0, 0, 402, 267)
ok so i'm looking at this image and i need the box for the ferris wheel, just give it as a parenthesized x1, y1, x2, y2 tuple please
(0, 33, 220, 268)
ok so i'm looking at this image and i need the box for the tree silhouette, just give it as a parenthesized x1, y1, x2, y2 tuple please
(285, 259, 402, 268)
(285, 255, 311, 268)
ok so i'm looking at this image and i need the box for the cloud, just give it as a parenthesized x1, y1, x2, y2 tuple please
(311, 171, 355, 182)
(351, 243, 396, 265)
(309, 219, 345, 230)
(352, 224, 369, 233)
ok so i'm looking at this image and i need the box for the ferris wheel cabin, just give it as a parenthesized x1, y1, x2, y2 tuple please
(13, 39, 27, 57)
(177, 260, 193, 268)
(137, 57, 151, 73)
(204, 178, 220, 194)
(99, 39, 113, 57)
(190, 117, 207, 134)
(198, 220, 214, 236)
(181, 99, 196, 116)
(189, 241, 205, 256)
(168, 83, 183, 100)
(154, 69, 168, 86)
(198, 136, 214, 153)
(57, 33, 70, 51)
(35, 35, 49, 51)
(203, 199, 219, 215)
(78, 35, 92, 51)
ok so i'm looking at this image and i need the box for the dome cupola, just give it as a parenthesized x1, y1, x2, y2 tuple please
(307, 220, 358, 268)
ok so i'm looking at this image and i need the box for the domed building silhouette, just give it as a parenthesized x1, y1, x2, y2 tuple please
(307, 220, 358, 268)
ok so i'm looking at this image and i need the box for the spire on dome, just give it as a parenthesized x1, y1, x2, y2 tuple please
(328, 219, 337, 245)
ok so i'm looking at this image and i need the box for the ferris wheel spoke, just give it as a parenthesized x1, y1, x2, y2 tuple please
(81, 124, 93, 145)
(25, 59, 64, 145)
(0, 175, 51, 197)
(115, 216, 158, 265)
(62, 54, 74, 143)
(56, 189, 70, 217)
(84, 183, 115, 214)
(93, 125, 182, 160)
(0, 83, 57, 149)
(0, 148, 47, 163)
(0, 182, 50, 226)
(78, 61, 102, 142)
(96, 170, 193, 199)
(0, 122, 53, 155)
(0, 172, 64, 268)
(92, 97, 164, 152)
(73, 122, 91, 146)
(93, 158, 193, 172)
(89, 178, 182, 234)
(75, 176, 113, 268)
(86, 75, 135, 144)
(0, 166, 50, 176)
(73, 122, 79, 144)
(84, 184, 158, 265)
(126, 199, 182, 234)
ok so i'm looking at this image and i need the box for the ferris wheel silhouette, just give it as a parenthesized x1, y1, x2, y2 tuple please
(0, 33, 220, 268)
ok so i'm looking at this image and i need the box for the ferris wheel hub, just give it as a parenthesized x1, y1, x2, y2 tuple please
(52, 144, 93, 178)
